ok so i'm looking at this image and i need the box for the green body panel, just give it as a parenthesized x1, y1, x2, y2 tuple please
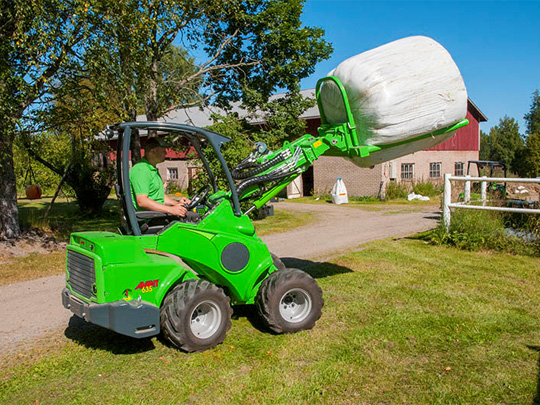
(65, 199, 275, 308)
(155, 200, 273, 304)
(66, 232, 198, 307)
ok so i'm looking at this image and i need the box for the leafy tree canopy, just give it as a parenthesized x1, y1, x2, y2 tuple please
(479, 130, 491, 161)
(522, 131, 540, 178)
(524, 90, 540, 136)
(521, 89, 540, 177)
(487, 116, 524, 173)
(0, 0, 91, 239)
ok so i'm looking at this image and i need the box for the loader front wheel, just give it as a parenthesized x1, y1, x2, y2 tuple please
(160, 279, 232, 352)
(256, 268, 323, 334)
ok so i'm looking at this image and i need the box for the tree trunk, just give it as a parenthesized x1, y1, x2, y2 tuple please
(0, 125, 21, 239)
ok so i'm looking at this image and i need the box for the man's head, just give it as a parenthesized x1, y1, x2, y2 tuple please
(144, 137, 168, 166)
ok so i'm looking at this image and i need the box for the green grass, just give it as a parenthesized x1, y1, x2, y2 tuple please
(285, 195, 438, 206)
(253, 210, 314, 236)
(2, 239, 539, 403)
(283, 196, 438, 214)
(0, 252, 65, 285)
(18, 197, 120, 241)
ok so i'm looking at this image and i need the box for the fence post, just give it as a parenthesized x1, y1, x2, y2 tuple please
(443, 173, 451, 231)
(481, 176, 487, 206)
(464, 175, 471, 203)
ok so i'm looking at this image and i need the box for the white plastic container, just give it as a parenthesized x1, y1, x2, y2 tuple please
(331, 178, 349, 204)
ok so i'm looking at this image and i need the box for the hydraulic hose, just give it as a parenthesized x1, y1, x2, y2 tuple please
(231, 153, 287, 180)
(236, 170, 297, 197)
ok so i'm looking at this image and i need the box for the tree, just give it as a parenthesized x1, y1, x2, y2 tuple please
(85, 0, 332, 161)
(488, 116, 524, 173)
(479, 130, 492, 161)
(3, 0, 331, 238)
(23, 78, 120, 214)
(524, 90, 540, 136)
(522, 131, 540, 177)
(521, 89, 540, 177)
(0, 0, 89, 239)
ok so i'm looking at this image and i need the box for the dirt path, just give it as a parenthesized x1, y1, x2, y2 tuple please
(264, 202, 439, 261)
(0, 202, 440, 352)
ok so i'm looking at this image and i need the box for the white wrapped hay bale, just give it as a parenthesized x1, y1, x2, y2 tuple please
(319, 36, 468, 167)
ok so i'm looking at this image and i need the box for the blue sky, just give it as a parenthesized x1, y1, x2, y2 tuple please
(300, 0, 540, 134)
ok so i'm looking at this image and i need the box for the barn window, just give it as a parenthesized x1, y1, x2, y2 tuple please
(401, 163, 414, 180)
(430, 162, 442, 178)
(167, 167, 178, 180)
(455, 162, 464, 176)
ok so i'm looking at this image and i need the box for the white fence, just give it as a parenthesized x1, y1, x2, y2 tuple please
(442, 173, 540, 230)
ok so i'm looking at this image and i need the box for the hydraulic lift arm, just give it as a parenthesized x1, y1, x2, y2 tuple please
(234, 76, 469, 212)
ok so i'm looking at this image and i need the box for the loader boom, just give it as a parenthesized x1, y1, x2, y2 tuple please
(235, 76, 469, 211)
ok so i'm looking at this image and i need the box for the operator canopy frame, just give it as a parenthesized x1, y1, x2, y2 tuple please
(109, 121, 242, 236)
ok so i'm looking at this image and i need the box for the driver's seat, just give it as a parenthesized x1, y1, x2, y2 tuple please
(135, 211, 176, 235)
(135, 211, 200, 235)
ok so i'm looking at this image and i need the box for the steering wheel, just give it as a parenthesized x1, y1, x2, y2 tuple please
(184, 185, 210, 210)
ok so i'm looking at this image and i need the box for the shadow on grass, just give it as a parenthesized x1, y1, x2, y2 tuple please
(231, 305, 270, 334)
(527, 345, 540, 404)
(64, 315, 155, 354)
(281, 257, 353, 279)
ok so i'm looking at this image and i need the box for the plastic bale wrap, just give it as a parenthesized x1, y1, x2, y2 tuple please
(319, 36, 468, 167)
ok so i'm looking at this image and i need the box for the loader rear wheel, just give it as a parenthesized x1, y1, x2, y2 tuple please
(256, 268, 323, 334)
(160, 279, 232, 352)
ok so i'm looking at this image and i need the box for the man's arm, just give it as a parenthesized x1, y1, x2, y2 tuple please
(136, 194, 187, 217)
(163, 194, 190, 206)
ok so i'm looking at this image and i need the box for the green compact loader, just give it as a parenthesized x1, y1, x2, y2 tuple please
(62, 77, 468, 352)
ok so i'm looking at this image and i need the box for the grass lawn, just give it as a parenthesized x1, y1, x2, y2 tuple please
(18, 197, 120, 241)
(1, 239, 539, 403)
(253, 209, 314, 236)
(17, 197, 316, 241)
(0, 252, 65, 286)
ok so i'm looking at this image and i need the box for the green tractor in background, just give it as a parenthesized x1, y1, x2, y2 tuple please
(62, 77, 468, 352)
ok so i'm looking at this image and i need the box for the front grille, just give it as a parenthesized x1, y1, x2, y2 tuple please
(67, 250, 96, 299)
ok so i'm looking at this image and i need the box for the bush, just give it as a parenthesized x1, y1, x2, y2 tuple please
(412, 181, 443, 197)
(385, 181, 409, 200)
(423, 209, 540, 256)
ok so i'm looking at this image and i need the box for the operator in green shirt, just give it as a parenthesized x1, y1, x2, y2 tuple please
(130, 137, 190, 217)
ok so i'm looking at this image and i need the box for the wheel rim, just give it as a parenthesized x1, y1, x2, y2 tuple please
(279, 288, 312, 323)
(190, 300, 222, 339)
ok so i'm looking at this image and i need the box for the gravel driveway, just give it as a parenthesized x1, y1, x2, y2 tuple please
(0, 202, 440, 352)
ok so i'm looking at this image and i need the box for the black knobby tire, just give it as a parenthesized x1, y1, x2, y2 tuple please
(160, 279, 233, 352)
(256, 268, 323, 334)
(271, 252, 286, 271)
